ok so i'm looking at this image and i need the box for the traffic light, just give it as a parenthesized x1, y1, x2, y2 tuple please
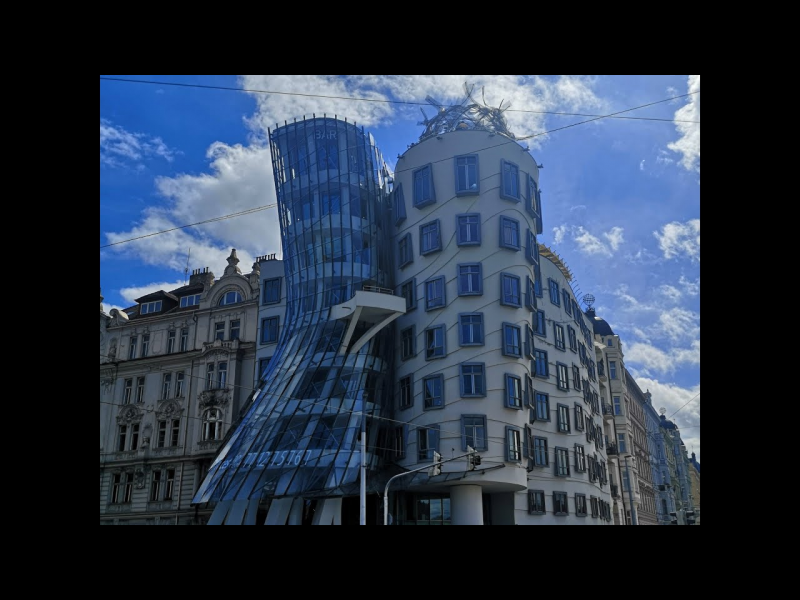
(467, 446, 481, 471)
(669, 511, 678, 525)
(428, 451, 443, 477)
(685, 511, 696, 525)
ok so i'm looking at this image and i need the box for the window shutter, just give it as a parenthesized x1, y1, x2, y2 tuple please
(431, 424, 440, 454)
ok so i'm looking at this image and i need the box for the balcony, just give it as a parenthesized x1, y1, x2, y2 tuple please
(606, 443, 618, 456)
(611, 484, 619, 498)
(199, 387, 231, 408)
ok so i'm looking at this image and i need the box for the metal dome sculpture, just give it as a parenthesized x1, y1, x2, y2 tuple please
(418, 83, 517, 141)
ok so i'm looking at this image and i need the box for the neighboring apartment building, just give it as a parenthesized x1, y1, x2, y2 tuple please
(626, 370, 657, 525)
(193, 104, 613, 525)
(660, 415, 694, 518)
(254, 254, 286, 390)
(99, 250, 261, 525)
(646, 399, 677, 524)
(688, 452, 700, 524)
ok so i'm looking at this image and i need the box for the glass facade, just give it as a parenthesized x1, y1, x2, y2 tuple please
(194, 118, 394, 504)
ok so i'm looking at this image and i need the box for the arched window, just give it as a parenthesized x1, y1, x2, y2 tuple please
(218, 291, 243, 306)
(202, 408, 223, 441)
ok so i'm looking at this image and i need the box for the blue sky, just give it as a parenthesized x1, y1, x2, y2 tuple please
(100, 75, 700, 459)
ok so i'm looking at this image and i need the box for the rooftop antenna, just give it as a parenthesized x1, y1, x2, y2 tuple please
(184, 248, 191, 285)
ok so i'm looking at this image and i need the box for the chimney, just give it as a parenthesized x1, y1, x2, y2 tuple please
(189, 266, 215, 287)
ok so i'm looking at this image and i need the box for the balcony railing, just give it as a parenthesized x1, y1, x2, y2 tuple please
(607, 443, 618, 456)
(602, 403, 613, 415)
(362, 285, 395, 296)
(611, 484, 619, 498)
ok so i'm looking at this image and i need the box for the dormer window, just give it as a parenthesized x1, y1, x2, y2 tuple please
(218, 291, 242, 306)
(180, 294, 201, 308)
(140, 300, 162, 315)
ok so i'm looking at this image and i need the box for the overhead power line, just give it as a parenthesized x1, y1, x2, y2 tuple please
(99, 76, 700, 124)
(668, 393, 700, 419)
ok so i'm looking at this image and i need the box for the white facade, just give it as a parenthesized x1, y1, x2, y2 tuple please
(389, 130, 613, 524)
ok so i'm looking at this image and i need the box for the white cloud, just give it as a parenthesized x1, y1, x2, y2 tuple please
(639, 159, 645, 171)
(657, 307, 700, 343)
(603, 226, 624, 251)
(654, 219, 700, 261)
(103, 143, 277, 272)
(552, 224, 568, 245)
(626, 339, 700, 375)
(569, 225, 624, 257)
(667, 75, 700, 173)
(660, 285, 682, 302)
(119, 280, 188, 305)
(679, 275, 700, 296)
(100, 118, 177, 167)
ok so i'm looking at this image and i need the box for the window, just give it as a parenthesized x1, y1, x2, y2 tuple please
(610, 361, 617, 379)
(456, 213, 481, 246)
(263, 277, 281, 304)
(229, 320, 240, 341)
(455, 155, 479, 194)
(398, 233, 413, 268)
(128, 336, 138, 360)
(175, 372, 185, 398)
(607, 338, 613, 347)
(217, 362, 227, 388)
(590, 497, 599, 518)
(140, 300, 162, 315)
(462, 415, 487, 451)
(525, 325, 535, 358)
(400, 278, 417, 311)
(392, 426, 406, 460)
(117, 423, 139, 452)
(575, 445, 586, 472)
(111, 473, 133, 504)
(179, 328, 188, 352)
(534, 309, 546, 337)
(573, 365, 581, 390)
(261, 316, 279, 344)
(425, 276, 446, 311)
(557, 404, 571, 433)
(215, 322, 225, 341)
(460, 363, 486, 397)
(501, 273, 521, 307)
(499, 216, 520, 250)
(526, 230, 538, 265)
(575, 493, 587, 517)
(556, 363, 569, 391)
(534, 350, 549, 378)
(400, 326, 416, 360)
(417, 425, 440, 461)
(613, 396, 623, 415)
(164, 469, 175, 501)
(505, 374, 523, 409)
(548, 278, 560, 306)
(554, 324, 565, 350)
(553, 491, 568, 515)
(575, 404, 584, 431)
(563, 290, 572, 315)
(413, 164, 435, 207)
(135, 377, 145, 403)
(425, 324, 446, 359)
(150, 470, 163, 501)
(534, 265, 543, 297)
(399, 375, 413, 410)
(219, 291, 243, 306)
(258, 357, 271, 377)
(157, 419, 181, 447)
(205, 363, 214, 390)
(122, 378, 132, 404)
(500, 159, 520, 201)
(167, 330, 176, 354)
(528, 490, 546, 514)
(534, 392, 550, 421)
(502, 323, 522, 357)
(423, 375, 444, 410)
(618, 433, 627, 453)
(568, 326, 577, 352)
(555, 447, 570, 477)
(573, 299, 580, 323)
(394, 184, 407, 224)
(458, 263, 483, 296)
(506, 427, 522, 461)
(525, 276, 536, 311)
(180, 294, 201, 308)
(419, 220, 442, 255)
(202, 408, 223, 441)
(161, 373, 171, 400)
(532, 436, 549, 466)
(526, 175, 540, 218)
(459, 313, 484, 346)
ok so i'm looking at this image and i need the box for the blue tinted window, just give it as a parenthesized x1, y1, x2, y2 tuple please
(505, 374, 523, 409)
(425, 324, 446, 359)
(501, 273, 521, 307)
(460, 363, 486, 397)
(394, 184, 406, 224)
(263, 278, 281, 304)
(500, 160, 520, 201)
(455, 155, 479, 195)
(534, 349, 549, 378)
(398, 233, 413, 268)
(456, 213, 481, 246)
(425, 276, 446, 311)
(458, 263, 482, 296)
(423, 375, 444, 410)
(459, 313, 484, 346)
(549, 279, 560, 306)
(261, 317, 279, 344)
(499, 216, 520, 250)
(413, 164, 435, 207)
(502, 323, 522, 357)
(419, 220, 441, 255)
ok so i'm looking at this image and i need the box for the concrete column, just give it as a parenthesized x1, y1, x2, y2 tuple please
(287, 498, 304, 525)
(450, 485, 483, 525)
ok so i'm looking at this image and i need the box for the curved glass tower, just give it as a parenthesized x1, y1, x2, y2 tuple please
(194, 117, 396, 511)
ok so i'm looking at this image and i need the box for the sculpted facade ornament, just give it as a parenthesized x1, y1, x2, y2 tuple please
(116, 405, 143, 424)
(198, 388, 231, 408)
(156, 400, 184, 419)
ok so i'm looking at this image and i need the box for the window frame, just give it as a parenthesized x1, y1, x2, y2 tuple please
(457, 262, 483, 296)
(557, 403, 571, 433)
(534, 392, 550, 422)
(399, 374, 414, 410)
(534, 349, 549, 378)
(460, 363, 486, 397)
(500, 272, 521, 307)
(532, 436, 549, 466)
(555, 447, 571, 477)
(419, 219, 442, 255)
(575, 404, 585, 431)
(424, 275, 446, 311)
(398, 232, 413, 269)
(575, 493, 588, 517)
(412, 163, 436, 208)
(456, 213, 481, 246)
(506, 426, 522, 462)
(461, 414, 488, 451)
(528, 490, 546, 515)
(502, 322, 522, 358)
(499, 215, 521, 251)
(218, 291, 243, 306)
(554, 323, 565, 351)
(400, 325, 416, 361)
(458, 312, 484, 346)
(575, 444, 587, 472)
(568, 326, 577, 352)
(261, 316, 279, 344)
(263, 277, 282, 305)
(553, 491, 568, 516)
(548, 278, 561, 306)
(399, 277, 417, 311)
(556, 362, 569, 391)
(454, 154, 480, 196)
(505, 373, 523, 409)
(423, 374, 445, 411)
(424, 324, 446, 360)
(417, 424, 440, 462)
(500, 159, 521, 201)
(229, 319, 240, 341)
(534, 309, 547, 337)
(394, 183, 407, 225)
